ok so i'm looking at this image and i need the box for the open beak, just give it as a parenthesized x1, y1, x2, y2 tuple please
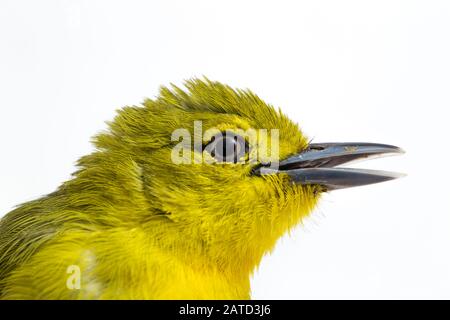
(254, 143, 405, 191)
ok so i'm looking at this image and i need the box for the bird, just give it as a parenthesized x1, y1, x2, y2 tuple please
(0, 78, 404, 299)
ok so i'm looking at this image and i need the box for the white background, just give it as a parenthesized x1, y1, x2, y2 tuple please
(0, 0, 449, 299)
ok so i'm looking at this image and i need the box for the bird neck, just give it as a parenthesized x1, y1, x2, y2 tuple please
(64, 151, 273, 286)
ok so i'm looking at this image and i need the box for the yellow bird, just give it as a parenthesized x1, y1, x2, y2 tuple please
(0, 78, 403, 299)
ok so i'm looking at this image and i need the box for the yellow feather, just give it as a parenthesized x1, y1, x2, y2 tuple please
(0, 78, 320, 299)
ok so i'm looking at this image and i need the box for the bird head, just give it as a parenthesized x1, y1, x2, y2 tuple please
(86, 78, 403, 274)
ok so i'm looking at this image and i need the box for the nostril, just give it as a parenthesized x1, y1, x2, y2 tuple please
(308, 145, 325, 151)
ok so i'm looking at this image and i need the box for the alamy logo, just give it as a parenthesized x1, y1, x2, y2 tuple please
(66, 265, 81, 290)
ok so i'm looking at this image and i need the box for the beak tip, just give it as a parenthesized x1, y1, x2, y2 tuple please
(376, 170, 407, 182)
(393, 171, 407, 179)
(395, 147, 406, 155)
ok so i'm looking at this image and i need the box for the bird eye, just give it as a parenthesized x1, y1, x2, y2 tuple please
(204, 132, 248, 163)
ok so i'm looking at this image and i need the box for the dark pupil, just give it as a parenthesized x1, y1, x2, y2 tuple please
(215, 137, 236, 159)
(210, 134, 245, 162)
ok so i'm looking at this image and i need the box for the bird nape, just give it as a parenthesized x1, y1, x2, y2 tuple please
(0, 78, 404, 299)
